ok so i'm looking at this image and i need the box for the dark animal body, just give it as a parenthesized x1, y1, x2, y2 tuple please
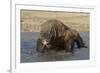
(36, 19, 86, 53)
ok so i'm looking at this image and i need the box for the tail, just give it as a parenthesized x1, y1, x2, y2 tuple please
(76, 35, 87, 48)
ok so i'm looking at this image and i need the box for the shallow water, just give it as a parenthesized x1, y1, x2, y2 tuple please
(21, 32, 89, 63)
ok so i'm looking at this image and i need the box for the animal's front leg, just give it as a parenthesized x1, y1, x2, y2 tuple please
(70, 40, 74, 54)
(36, 38, 41, 52)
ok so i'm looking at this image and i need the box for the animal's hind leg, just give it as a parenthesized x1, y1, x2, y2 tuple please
(76, 40, 81, 49)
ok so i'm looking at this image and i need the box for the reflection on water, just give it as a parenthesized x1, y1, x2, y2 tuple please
(21, 32, 89, 63)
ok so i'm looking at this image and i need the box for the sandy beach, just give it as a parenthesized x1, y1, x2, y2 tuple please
(21, 10, 89, 32)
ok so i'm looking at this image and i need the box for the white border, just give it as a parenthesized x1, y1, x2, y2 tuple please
(11, 4, 96, 73)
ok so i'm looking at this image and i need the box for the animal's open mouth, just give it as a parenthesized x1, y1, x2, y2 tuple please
(42, 45, 48, 49)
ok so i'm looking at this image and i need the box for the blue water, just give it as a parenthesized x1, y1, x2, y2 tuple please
(21, 32, 39, 49)
(21, 32, 89, 63)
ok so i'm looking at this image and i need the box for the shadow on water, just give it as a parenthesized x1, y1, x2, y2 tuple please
(21, 32, 89, 63)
